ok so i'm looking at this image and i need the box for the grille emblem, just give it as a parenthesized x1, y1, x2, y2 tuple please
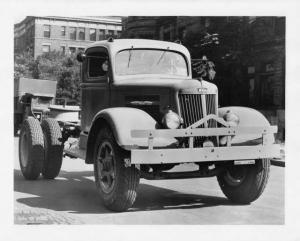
(198, 87, 207, 94)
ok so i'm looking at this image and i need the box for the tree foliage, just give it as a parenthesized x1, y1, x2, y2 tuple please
(14, 50, 36, 82)
(14, 51, 81, 104)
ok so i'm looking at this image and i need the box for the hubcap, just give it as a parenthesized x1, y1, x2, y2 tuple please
(96, 141, 116, 194)
(20, 132, 29, 167)
(224, 165, 247, 186)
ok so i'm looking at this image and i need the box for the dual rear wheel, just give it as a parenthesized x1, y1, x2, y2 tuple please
(19, 117, 63, 180)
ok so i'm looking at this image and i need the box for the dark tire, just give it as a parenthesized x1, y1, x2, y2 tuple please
(14, 113, 23, 136)
(217, 159, 270, 204)
(41, 118, 63, 179)
(19, 117, 44, 180)
(94, 126, 140, 212)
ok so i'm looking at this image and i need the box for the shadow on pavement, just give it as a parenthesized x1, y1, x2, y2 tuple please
(15, 169, 237, 214)
(133, 185, 234, 211)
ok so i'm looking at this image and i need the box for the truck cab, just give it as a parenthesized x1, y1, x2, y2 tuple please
(79, 39, 208, 131)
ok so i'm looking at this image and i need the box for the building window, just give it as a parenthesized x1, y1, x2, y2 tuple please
(69, 27, 76, 40)
(61, 26, 66, 36)
(275, 17, 285, 36)
(249, 16, 256, 23)
(98, 29, 105, 40)
(117, 31, 122, 38)
(90, 29, 96, 41)
(78, 28, 85, 40)
(108, 30, 114, 36)
(204, 18, 210, 28)
(60, 46, 66, 54)
(42, 44, 50, 53)
(69, 47, 76, 54)
(44, 25, 50, 38)
(163, 30, 171, 41)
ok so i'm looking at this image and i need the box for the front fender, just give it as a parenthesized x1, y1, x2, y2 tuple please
(218, 106, 275, 144)
(88, 107, 177, 149)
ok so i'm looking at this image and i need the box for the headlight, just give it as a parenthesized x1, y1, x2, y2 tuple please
(223, 110, 240, 127)
(162, 110, 182, 129)
(220, 111, 239, 145)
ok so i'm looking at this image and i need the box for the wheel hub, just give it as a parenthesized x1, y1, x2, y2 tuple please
(96, 141, 116, 193)
(224, 165, 247, 186)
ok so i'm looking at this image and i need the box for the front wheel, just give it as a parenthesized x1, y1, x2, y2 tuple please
(94, 127, 140, 212)
(217, 159, 270, 204)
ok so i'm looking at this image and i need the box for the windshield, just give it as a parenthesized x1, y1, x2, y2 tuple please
(115, 49, 188, 77)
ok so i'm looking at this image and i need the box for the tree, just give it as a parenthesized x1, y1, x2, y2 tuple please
(14, 49, 36, 82)
(181, 17, 252, 106)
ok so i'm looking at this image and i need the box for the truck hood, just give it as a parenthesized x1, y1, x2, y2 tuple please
(112, 77, 218, 93)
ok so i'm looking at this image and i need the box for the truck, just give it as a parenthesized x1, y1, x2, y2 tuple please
(18, 39, 280, 212)
(14, 77, 80, 135)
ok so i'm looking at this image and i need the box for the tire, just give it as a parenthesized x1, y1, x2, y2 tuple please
(217, 159, 270, 204)
(19, 117, 44, 180)
(14, 113, 23, 136)
(93, 126, 140, 212)
(41, 118, 63, 179)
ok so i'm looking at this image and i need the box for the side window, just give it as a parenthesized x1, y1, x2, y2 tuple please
(86, 49, 109, 82)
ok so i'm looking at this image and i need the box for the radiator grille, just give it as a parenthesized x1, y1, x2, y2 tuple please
(179, 93, 217, 146)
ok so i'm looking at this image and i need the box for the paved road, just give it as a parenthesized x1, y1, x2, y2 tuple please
(14, 137, 284, 224)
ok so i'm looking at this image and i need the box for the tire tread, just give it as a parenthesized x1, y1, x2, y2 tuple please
(41, 118, 63, 179)
(94, 127, 140, 212)
(217, 159, 270, 203)
(19, 117, 44, 180)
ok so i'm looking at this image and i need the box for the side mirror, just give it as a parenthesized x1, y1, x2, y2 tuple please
(77, 52, 86, 62)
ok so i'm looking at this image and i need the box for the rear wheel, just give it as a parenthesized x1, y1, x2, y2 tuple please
(94, 127, 140, 211)
(19, 117, 44, 180)
(217, 159, 270, 203)
(14, 113, 23, 136)
(41, 118, 63, 179)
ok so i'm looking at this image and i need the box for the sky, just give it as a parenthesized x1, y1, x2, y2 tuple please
(14, 14, 27, 24)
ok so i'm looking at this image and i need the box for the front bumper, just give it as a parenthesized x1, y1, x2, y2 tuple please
(131, 145, 280, 164)
(130, 125, 280, 165)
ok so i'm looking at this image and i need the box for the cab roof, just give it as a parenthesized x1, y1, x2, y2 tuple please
(87, 39, 191, 59)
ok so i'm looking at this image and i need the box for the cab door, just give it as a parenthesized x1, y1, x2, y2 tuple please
(80, 47, 111, 132)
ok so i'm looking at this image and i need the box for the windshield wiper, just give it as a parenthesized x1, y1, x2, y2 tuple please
(156, 47, 170, 65)
(127, 46, 133, 68)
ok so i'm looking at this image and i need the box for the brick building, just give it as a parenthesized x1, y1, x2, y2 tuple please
(14, 16, 122, 58)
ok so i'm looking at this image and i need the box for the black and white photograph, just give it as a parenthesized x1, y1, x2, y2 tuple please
(13, 15, 285, 224)
(2, 0, 300, 240)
